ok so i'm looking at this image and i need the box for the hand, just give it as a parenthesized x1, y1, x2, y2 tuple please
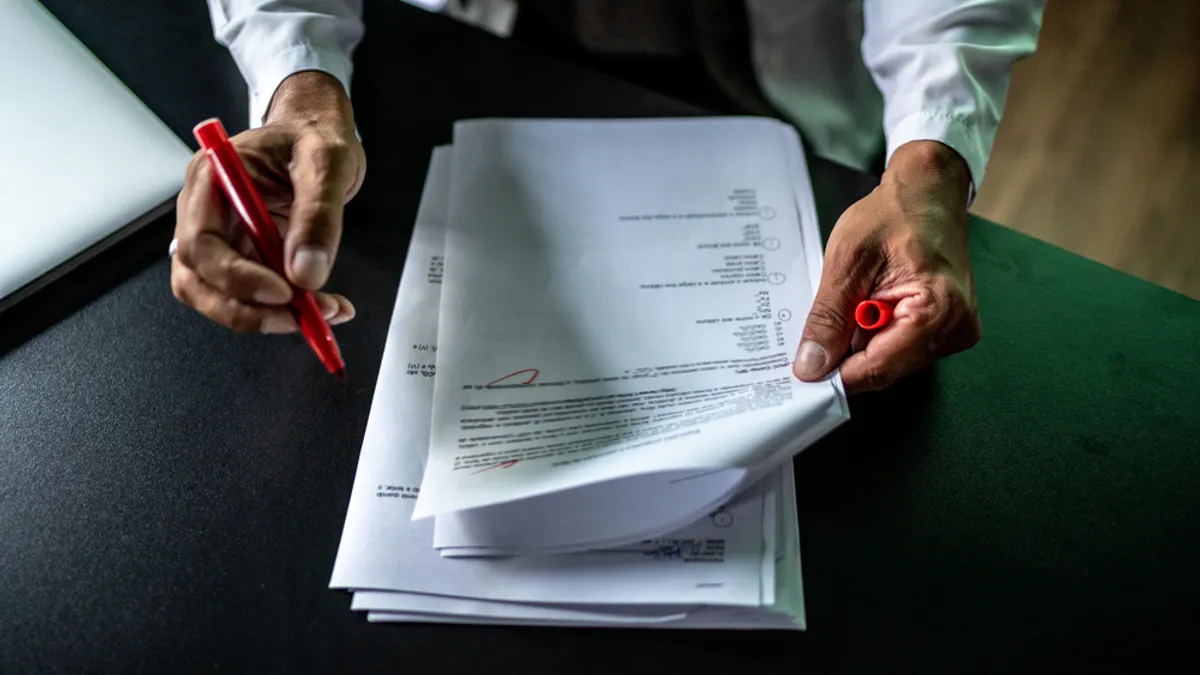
(793, 140, 982, 394)
(171, 71, 365, 333)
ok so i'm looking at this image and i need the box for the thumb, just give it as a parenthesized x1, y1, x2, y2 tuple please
(285, 136, 355, 290)
(794, 252, 874, 381)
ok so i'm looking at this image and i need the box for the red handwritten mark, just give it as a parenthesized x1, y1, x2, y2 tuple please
(471, 370, 536, 473)
(486, 368, 540, 386)
(471, 459, 519, 475)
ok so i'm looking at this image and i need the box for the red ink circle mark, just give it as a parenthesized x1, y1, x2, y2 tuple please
(486, 368, 540, 386)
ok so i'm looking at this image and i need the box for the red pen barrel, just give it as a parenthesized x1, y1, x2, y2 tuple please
(294, 289, 347, 379)
(193, 118, 347, 379)
(195, 119, 286, 273)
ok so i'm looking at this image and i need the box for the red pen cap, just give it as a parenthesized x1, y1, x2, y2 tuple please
(855, 300, 894, 331)
(192, 117, 228, 152)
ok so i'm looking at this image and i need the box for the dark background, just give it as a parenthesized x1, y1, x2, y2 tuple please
(1, 1, 1197, 673)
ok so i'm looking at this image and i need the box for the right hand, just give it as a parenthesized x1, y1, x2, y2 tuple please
(171, 71, 365, 333)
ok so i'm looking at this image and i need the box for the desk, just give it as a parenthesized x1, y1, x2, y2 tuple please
(2, 2, 1198, 673)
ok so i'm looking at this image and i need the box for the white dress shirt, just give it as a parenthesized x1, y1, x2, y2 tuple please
(204, 0, 1044, 196)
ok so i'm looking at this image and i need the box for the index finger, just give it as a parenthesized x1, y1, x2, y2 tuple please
(174, 152, 290, 303)
(174, 152, 234, 258)
(837, 319, 932, 394)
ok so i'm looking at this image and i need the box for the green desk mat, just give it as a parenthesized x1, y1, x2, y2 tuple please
(790, 214, 1199, 670)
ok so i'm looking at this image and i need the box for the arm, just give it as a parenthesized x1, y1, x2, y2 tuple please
(794, 0, 1045, 392)
(205, 0, 364, 127)
(170, 2, 367, 334)
(862, 0, 1045, 198)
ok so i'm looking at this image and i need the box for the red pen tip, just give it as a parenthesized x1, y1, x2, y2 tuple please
(333, 367, 347, 381)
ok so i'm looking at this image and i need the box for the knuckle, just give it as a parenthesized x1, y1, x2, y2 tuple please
(293, 202, 342, 242)
(227, 305, 262, 333)
(215, 251, 240, 282)
(893, 232, 928, 266)
(173, 236, 197, 271)
(945, 281, 980, 335)
(928, 292, 981, 357)
(805, 302, 848, 336)
(862, 363, 895, 392)
(827, 235, 871, 274)
(170, 271, 189, 305)
(923, 274, 961, 314)
(233, 127, 265, 145)
(292, 199, 335, 232)
(826, 232, 884, 286)
(312, 138, 351, 169)
(936, 273, 965, 302)
(292, 197, 323, 222)
(928, 278, 955, 315)
(184, 150, 207, 180)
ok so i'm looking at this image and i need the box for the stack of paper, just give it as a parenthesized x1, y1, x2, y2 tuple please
(330, 118, 849, 629)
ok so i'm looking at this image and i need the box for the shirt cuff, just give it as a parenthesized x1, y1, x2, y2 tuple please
(884, 111, 989, 207)
(245, 43, 354, 129)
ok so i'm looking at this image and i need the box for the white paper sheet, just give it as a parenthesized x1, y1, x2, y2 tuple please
(415, 119, 847, 555)
(351, 592, 692, 624)
(329, 147, 772, 609)
(355, 464, 804, 629)
(331, 121, 823, 630)
(364, 609, 802, 630)
(347, 468, 795, 628)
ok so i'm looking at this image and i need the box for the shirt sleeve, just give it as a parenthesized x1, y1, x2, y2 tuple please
(861, 0, 1045, 200)
(206, 0, 364, 128)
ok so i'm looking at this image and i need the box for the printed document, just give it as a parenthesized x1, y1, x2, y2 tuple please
(413, 119, 847, 556)
(330, 147, 786, 612)
(329, 118, 838, 629)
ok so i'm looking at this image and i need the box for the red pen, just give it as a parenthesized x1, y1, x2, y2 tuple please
(855, 299, 893, 331)
(193, 118, 347, 380)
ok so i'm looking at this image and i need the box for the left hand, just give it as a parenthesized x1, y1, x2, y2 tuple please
(792, 140, 982, 394)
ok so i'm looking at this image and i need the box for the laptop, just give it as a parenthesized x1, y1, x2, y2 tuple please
(0, 0, 193, 314)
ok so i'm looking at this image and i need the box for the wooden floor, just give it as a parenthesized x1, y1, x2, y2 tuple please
(971, 0, 1200, 299)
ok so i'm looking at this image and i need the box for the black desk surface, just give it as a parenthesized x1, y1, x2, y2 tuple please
(3, 2, 1198, 673)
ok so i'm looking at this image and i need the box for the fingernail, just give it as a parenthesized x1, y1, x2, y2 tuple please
(261, 315, 297, 334)
(254, 285, 291, 305)
(330, 314, 353, 326)
(292, 246, 329, 289)
(794, 341, 828, 378)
